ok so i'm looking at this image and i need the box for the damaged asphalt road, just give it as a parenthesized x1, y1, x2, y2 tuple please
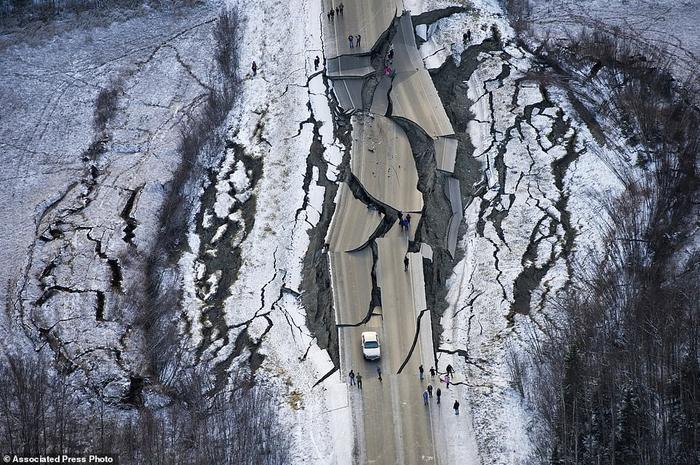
(317, 3, 476, 464)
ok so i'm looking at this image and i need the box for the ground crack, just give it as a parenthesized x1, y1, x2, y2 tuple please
(396, 308, 431, 375)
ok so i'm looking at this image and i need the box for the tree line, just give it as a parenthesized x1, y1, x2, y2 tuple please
(0, 351, 290, 464)
(518, 29, 700, 465)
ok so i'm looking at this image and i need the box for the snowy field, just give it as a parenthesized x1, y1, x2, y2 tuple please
(527, 0, 700, 77)
(0, 4, 218, 303)
(403, 0, 685, 463)
(182, 0, 349, 461)
(0, 0, 344, 460)
(0, 3, 222, 390)
(414, 0, 699, 464)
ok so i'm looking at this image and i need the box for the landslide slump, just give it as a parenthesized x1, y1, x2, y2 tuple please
(412, 39, 498, 330)
(522, 32, 700, 465)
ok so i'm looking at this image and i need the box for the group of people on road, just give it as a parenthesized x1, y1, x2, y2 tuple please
(327, 3, 344, 21)
(348, 369, 363, 388)
(348, 363, 461, 415)
(325, 4, 364, 51)
(348, 366, 382, 390)
(383, 45, 396, 78)
(348, 34, 362, 49)
(422, 383, 442, 405)
(420, 363, 460, 414)
(398, 212, 411, 231)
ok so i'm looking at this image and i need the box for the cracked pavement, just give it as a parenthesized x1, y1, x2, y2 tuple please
(321, 3, 473, 464)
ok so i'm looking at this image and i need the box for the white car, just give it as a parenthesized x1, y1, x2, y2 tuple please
(361, 331, 381, 360)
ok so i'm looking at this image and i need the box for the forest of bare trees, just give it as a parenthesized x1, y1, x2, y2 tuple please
(0, 351, 289, 464)
(510, 24, 700, 465)
(0, 0, 201, 20)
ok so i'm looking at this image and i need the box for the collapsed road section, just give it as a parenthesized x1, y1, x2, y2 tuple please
(320, 1, 474, 463)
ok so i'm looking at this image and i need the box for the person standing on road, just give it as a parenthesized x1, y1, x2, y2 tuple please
(419, 365, 425, 381)
(348, 35, 354, 48)
(349, 370, 355, 385)
(405, 213, 411, 229)
(427, 384, 433, 397)
(404, 255, 409, 271)
(430, 367, 436, 378)
(446, 364, 454, 378)
(436, 387, 442, 404)
(356, 373, 363, 389)
(453, 399, 460, 415)
(330, 9, 334, 21)
(423, 390, 429, 405)
(339, 2, 344, 14)
(356, 34, 361, 48)
(251, 61, 258, 76)
(335, 6, 339, 16)
(314, 55, 320, 71)
(377, 366, 382, 381)
(327, 11, 331, 21)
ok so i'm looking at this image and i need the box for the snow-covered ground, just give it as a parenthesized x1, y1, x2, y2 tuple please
(0, 3, 222, 391)
(0, 5, 216, 302)
(178, 0, 351, 462)
(0, 0, 346, 461)
(408, 1, 625, 463)
(527, 0, 700, 77)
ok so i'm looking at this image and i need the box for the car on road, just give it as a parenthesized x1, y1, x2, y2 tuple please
(361, 331, 381, 360)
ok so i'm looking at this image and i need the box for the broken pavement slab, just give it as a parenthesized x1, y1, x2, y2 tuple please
(350, 114, 423, 213)
(390, 13, 423, 73)
(434, 136, 458, 173)
(367, 224, 435, 462)
(327, 55, 375, 78)
(369, 75, 392, 116)
(390, 68, 454, 138)
(329, 247, 375, 325)
(326, 182, 384, 252)
(375, 229, 423, 359)
(331, 78, 365, 112)
(324, 181, 380, 326)
(386, 13, 454, 138)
